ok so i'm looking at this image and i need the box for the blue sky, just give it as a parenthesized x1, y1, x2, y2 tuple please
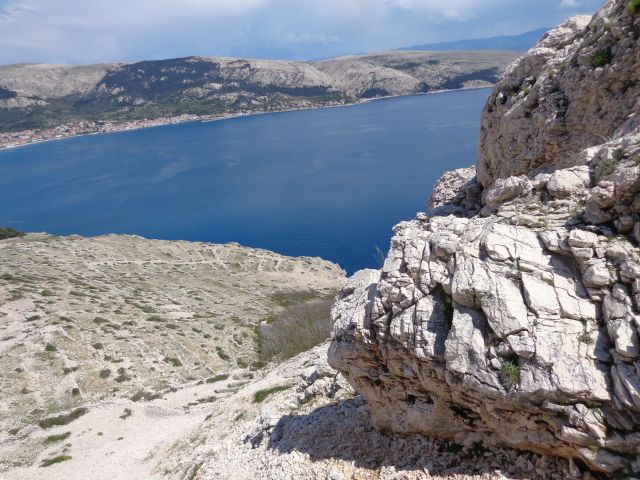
(0, 0, 605, 65)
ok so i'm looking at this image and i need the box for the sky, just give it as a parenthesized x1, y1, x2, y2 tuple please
(0, 0, 606, 65)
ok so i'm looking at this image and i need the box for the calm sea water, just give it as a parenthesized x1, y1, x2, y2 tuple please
(0, 89, 489, 273)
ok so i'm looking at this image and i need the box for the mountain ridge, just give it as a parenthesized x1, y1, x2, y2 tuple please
(0, 50, 517, 133)
(404, 28, 549, 52)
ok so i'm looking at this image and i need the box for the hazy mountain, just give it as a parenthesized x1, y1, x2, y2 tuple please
(404, 28, 548, 52)
(0, 50, 518, 132)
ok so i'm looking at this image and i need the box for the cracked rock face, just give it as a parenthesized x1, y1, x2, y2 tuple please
(477, 1, 640, 188)
(329, 1, 640, 476)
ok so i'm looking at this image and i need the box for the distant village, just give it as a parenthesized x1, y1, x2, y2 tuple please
(0, 113, 239, 149)
(0, 104, 336, 149)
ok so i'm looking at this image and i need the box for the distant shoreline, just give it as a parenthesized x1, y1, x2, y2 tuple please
(0, 85, 493, 151)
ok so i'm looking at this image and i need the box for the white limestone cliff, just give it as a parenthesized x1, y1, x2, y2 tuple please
(328, 1, 640, 476)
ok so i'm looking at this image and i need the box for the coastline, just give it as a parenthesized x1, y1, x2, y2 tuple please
(0, 85, 493, 151)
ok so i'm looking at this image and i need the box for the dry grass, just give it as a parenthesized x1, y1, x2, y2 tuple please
(257, 300, 334, 362)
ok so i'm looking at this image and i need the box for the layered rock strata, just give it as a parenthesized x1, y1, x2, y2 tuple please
(329, 1, 640, 476)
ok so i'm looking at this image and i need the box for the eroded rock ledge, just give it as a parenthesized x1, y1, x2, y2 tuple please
(329, 1, 640, 476)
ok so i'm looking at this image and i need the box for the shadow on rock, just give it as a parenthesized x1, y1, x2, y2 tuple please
(264, 396, 566, 479)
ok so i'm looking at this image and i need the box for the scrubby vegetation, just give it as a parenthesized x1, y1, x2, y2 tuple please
(254, 384, 291, 403)
(0, 227, 25, 240)
(256, 299, 334, 362)
(578, 331, 595, 345)
(38, 407, 88, 429)
(629, 0, 640, 15)
(41, 455, 72, 467)
(43, 431, 71, 443)
(206, 373, 229, 383)
(591, 49, 612, 68)
(501, 361, 521, 387)
(164, 356, 183, 367)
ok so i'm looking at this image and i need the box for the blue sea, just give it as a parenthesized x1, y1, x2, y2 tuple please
(0, 89, 489, 273)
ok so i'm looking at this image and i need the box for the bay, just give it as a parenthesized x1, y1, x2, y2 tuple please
(0, 88, 489, 273)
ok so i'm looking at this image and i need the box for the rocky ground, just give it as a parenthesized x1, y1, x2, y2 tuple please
(0, 233, 344, 477)
(0, 234, 573, 480)
(3, 340, 573, 480)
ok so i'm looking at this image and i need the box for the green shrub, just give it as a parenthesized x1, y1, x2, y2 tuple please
(43, 431, 71, 443)
(215, 347, 230, 361)
(130, 389, 161, 402)
(501, 361, 521, 387)
(270, 290, 325, 307)
(41, 455, 72, 467)
(0, 227, 25, 240)
(114, 367, 131, 382)
(596, 156, 620, 181)
(254, 384, 291, 403)
(38, 407, 88, 429)
(629, 0, 640, 15)
(579, 332, 595, 345)
(256, 300, 334, 362)
(591, 49, 612, 68)
(206, 373, 229, 383)
(164, 356, 182, 367)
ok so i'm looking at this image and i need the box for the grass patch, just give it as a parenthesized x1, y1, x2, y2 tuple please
(270, 290, 324, 307)
(41, 455, 72, 467)
(254, 384, 291, 403)
(43, 431, 71, 443)
(257, 300, 334, 362)
(39, 407, 88, 429)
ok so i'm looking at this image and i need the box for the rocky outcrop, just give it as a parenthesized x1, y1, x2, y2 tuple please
(329, 1, 640, 476)
(477, 1, 640, 187)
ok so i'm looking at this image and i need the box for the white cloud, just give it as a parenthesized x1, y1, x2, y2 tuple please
(0, 0, 605, 65)
(559, 0, 581, 8)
